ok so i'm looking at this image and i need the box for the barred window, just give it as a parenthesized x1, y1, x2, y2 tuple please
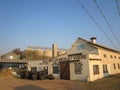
(114, 56, 117, 59)
(110, 55, 113, 59)
(118, 63, 120, 69)
(53, 66, 59, 74)
(103, 54, 107, 58)
(93, 65, 99, 75)
(119, 57, 120, 59)
(74, 62, 83, 74)
(103, 64, 108, 73)
(113, 64, 116, 70)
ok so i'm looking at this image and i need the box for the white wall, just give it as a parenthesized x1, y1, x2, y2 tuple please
(27, 60, 48, 72)
(48, 62, 60, 79)
(69, 59, 89, 81)
(98, 49, 120, 75)
(88, 60, 103, 81)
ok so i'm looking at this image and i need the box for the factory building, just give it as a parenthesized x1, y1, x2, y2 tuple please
(56, 37, 120, 81)
(27, 44, 66, 58)
(1, 37, 120, 81)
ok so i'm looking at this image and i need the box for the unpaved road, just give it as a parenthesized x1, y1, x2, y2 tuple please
(0, 74, 120, 90)
(0, 76, 81, 90)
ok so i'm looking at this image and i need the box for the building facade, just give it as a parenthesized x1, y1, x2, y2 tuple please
(27, 44, 66, 58)
(56, 37, 120, 81)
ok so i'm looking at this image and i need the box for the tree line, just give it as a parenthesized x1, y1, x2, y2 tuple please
(12, 48, 51, 60)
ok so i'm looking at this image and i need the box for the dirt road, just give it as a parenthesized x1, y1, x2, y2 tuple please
(0, 74, 120, 90)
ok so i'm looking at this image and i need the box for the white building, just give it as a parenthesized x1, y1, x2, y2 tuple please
(56, 37, 120, 81)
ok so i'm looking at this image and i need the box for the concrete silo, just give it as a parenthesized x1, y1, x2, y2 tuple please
(58, 50, 66, 56)
(52, 44, 58, 58)
(36, 49, 43, 56)
(44, 49, 52, 57)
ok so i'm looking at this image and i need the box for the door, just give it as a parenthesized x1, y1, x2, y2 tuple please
(103, 64, 109, 77)
(60, 61, 70, 80)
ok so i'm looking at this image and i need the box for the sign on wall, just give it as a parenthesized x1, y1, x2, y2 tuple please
(74, 61, 83, 74)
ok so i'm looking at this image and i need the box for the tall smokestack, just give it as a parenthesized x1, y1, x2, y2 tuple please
(52, 44, 58, 58)
(90, 37, 97, 44)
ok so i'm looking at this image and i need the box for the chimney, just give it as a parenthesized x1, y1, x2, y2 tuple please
(90, 37, 97, 43)
(52, 44, 58, 58)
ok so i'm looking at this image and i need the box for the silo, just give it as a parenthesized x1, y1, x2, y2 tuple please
(36, 49, 43, 56)
(25, 47, 34, 51)
(44, 49, 52, 57)
(58, 50, 66, 56)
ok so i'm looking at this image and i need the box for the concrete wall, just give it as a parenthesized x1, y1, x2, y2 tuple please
(27, 60, 48, 72)
(98, 48, 120, 75)
(48, 62, 60, 79)
(27, 60, 60, 79)
(88, 60, 103, 81)
(70, 59, 89, 81)
(88, 48, 120, 81)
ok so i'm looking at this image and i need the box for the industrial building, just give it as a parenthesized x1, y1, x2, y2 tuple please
(0, 44, 65, 78)
(0, 58, 60, 80)
(56, 37, 120, 81)
(26, 44, 66, 58)
(1, 52, 19, 60)
(0, 37, 120, 81)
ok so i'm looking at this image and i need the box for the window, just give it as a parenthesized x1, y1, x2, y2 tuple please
(118, 64, 120, 69)
(76, 55, 81, 59)
(110, 55, 113, 59)
(31, 67, 37, 73)
(113, 64, 116, 70)
(118, 57, 120, 59)
(103, 54, 107, 58)
(81, 55, 87, 59)
(103, 64, 108, 73)
(53, 66, 59, 74)
(93, 65, 99, 75)
(74, 62, 83, 74)
(114, 56, 116, 59)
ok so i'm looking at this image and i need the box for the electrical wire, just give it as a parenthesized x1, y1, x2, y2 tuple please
(76, 0, 118, 50)
(93, 0, 120, 47)
(116, 0, 120, 17)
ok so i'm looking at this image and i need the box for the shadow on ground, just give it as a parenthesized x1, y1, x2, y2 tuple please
(106, 74, 120, 78)
(14, 84, 46, 90)
(78, 74, 120, 90)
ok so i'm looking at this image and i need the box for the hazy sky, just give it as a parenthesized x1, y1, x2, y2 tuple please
(0, 0, 120, 55)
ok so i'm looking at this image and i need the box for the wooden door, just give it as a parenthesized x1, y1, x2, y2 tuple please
(60, 61, 70, 80)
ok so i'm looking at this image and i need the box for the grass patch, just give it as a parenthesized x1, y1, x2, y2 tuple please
(0, 69, 12, 77)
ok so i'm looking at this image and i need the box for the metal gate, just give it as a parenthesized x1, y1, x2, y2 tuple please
(60, 61, 70, 80)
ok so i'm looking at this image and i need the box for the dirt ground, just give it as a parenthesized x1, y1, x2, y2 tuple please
(0, 74, 120, 90)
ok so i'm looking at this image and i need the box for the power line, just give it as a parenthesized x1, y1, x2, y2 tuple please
(116, 0, 120, 17)
(76, 0, 118, 50)
(93, 0, 120, 47)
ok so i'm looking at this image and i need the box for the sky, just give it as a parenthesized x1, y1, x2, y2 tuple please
(0, 0, 120, 55)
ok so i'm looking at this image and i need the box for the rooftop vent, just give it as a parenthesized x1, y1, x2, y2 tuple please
(90, 37, 97, 44)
